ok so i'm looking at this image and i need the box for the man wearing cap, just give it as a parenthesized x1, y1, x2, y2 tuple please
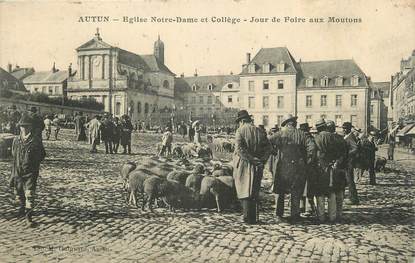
(269, 114, 315, 223)
(100, 113, 115, 154)
(314, 120, 348, 223)
(298, 122, 317, 217)
(10, 112, 46, 227)
(233, 110, 271, 224)
(342, 122, 360, 205)
(28, 107, 45, 140)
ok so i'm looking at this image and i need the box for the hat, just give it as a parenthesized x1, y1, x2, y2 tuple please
(299, 123, 311, 132)
(326, 120, 335, 128)
(18, 113, 33, 127)
(235, 110, 252, 123)
(281, 114, 298, 127)
(370, 131, 377, 136)
(258, 124, 265, 129)
(193, 164, 205, 174)
(342, 122, 352, 129)
(315, 119, 326, 129)
(29, 106, 37, 113)
(11, 105, 17, 110)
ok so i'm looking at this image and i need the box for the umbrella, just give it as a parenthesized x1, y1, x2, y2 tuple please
(192, 120, 200, 128)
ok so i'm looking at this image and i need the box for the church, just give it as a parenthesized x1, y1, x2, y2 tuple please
(67, 29, 176, 122)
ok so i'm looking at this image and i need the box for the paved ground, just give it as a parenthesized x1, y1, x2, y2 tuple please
(0, 129, 414, 262)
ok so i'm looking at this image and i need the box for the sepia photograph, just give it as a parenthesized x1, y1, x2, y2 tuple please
(0, 0, 414, 262)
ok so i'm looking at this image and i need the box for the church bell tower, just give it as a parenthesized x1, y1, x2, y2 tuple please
(154, 35, 164, 64)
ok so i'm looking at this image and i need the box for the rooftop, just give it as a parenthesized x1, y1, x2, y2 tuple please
(23, 70, 69, 84)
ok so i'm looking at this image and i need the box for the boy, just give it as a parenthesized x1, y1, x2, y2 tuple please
(159, 127, 173, 157)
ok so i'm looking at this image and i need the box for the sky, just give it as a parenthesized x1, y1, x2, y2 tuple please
(0, 0, 414, 82)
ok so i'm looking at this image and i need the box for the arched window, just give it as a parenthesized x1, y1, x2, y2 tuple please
(163, 80, 169, 89)
(137, 101, 141, 113)
(192, 84, 197, 91)
(144, 103, 149, 114)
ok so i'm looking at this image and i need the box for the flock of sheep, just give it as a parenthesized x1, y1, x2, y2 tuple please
(120, 138, 237, 213)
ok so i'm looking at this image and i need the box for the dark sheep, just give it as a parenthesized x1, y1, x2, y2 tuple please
(120, 161, 137, 188)
(375, 156, 387, 172)
(166, 170, 190, 185)
(199, 175, 237, 212)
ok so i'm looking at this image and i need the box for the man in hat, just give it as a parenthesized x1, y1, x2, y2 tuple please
(232, 110, 271, 224)
(120, 115, 134, 154)
(358, 132, 378, 185)
(10, 112, 46, 227)
(298, 122, 317, 217)
(74, 112, 87, 141)
(28, 107, 45, 140)
(342, 122, 360, 205)
(86, 115, 101, 153)
(314, 120, 348, 223)
(269, 114, 315, 223)
(9, 105, 21, 135)
(100, 113, 115, 154)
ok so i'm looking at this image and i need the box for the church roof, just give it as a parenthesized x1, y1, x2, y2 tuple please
(141, 55, 175, 76)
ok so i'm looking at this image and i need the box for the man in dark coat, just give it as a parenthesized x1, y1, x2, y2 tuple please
(298, 122, 317, 216)
(10, 112, 46, 227)
(269, 114, 315, 223)
(342, 122, 360, 205)
(112, 117, 122, 153)
(120, 115, 134, 154)
(9, 105, 21, 135)
(232, 110, 272, 224)
(28, 107, 45, 140)
(358, 132, 378, 185)
(100, 113, 115, 154)
(74, 112, 87, 141)
(314, 120, 348, 223)
(188, 123, 195, 142)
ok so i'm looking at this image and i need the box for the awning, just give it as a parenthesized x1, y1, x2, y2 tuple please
(396, 123, 415, 136)
(406, 125, 415, 136)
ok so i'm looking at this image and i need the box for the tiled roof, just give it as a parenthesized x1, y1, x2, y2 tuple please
(23, 70, 68, 84)
(0, 67, 26, 90)
(117, 48, 149, 71)
(141, 55, 175, 76)
(10, 68, 35, 80)
(174, 75, 240, 93)
(240, 47, 298, 75)
(297, 59, 368, 88)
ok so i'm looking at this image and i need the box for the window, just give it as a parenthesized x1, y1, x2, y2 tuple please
(370, 105, 374, 114)
(115, 102, 121, 115)
(248, 64, 256, 73)
(42, 86, 46, 93)
(163, 80, 169, 89)
(54, 86, 60, 94)
(263, 80, 269, 90)
(335, 115, 342, 126)
(306, 77, 313, 87)
(321, 76, 329, 87)
(215, 96, 220, 104)
(263, 115, 269, 126)
(191, 96, 196, 104)
(227, 83, 233, 89)
(199, 96, 203, 104)
(320, 95, 327, 107)
(228, 96, 233, 103)
(351, 94, 358, 107)
(278, 80, 284, 89)
(262, 63, 270, 73)
(137, 102, 141, 113)
(306, 95, 312, 107)
(351, 115, 357, 126)
(306, 115, 312, 126)
(34, 87, 39, 92)
(277, 96, 284, 108)
(277, 61, 285, 72)
(262, 96, 269, 109)
(336, 95, 342, 106)
(335, 76, 343, 86)
(144, 103, 149, 114)
(351, 75, 359, 86)
(277, 115, 284, 126)
(248, 97, 255, 108)
(207, 96, 212, 104)
(207, 83, 213, 91)
(48, 86, 53, 95)
(248, 81, 255, 92)
(192, 84, 197, 91)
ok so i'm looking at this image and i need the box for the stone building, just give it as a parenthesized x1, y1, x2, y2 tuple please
(67, 30, 175, 122)
(8, 64, 35, 81)
(390, 50, 415, 124)
(23, 63, 71, 99)
(369, 81, 390, 130)
(0, 67, 26, 92)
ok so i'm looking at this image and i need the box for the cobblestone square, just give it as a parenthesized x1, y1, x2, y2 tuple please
(0, 130, 414, 262)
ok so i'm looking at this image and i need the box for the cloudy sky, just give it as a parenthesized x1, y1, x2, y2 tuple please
(0, 0, 414, 81)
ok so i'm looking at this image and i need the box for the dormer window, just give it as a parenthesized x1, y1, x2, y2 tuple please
(335, 76, 343, 86)
(321, 76, 329, 87)
(248, 64, 256, 73)
(191, 84, 197, 91)
(306, 77, 314, 87)
(227, 83, 233, 89)
(351, 75, 359, 86)
(207, 83, 213, 91)
(262, 63, 271, 73)
(277, 61, 285, 73)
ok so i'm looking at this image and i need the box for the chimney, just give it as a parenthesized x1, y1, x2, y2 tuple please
(7, 63, 12, 73)
(68, 63, 72, 77)
(52, 62, 56, 73)
(194, 69, 198, 77)
(230, 71, 233, 75)
(246, 53, 251, 64)
(180, 73, 184, 78)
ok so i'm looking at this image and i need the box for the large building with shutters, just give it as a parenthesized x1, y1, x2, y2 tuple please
(67, 30, 176, 123)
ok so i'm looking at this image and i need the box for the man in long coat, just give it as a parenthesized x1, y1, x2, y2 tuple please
(269, 114, 315, 223)
(232, 110, 271, 224)
(100, 113, 115, 154)
(87, 115, 101, 153)
(342, 122, 360, 205)
(74, 112, 86, 141)
(314, 120, 348, 223)
(120, 115, 134, 154)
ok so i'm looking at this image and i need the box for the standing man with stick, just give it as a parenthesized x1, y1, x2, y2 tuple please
(232, 110, 271, 224)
